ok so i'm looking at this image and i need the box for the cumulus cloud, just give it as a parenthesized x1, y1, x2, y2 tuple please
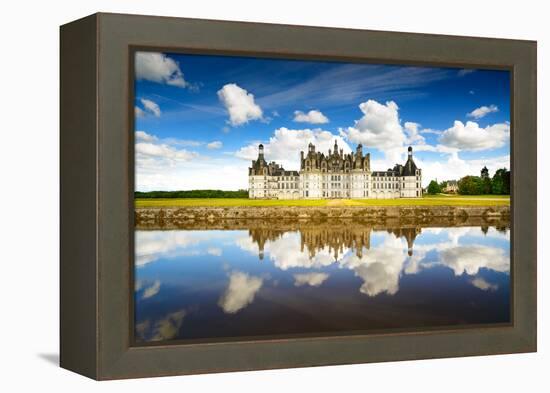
(467, 104, 498, 119)
(206, 141, 223, 149)
(217, 83, 263, 126)
(293, 272, 330, 287)
(136, 155, 249, 191)
(404, 122, 425, 144)
(135, 52, 188, 88)
(218, 271, 263, 314)
(136, 141, 197, 167)
(236, 223, 510, 298)
(339, 100, 406, 152)
(135, 131, 201, 177)
(438, 245, 509, 276)
(135, 309, 187, 342)
(293, 109, 329, 124)
(135, 130, 157, 143)
(139, 98, 161, 117)
(341, 236, 408, 297)
(151, 310, 187, 341)
(470, 277, 498, 291)
(236, 127, 351, 170)
(135, 230, 215, 266)
(439, 120, 509, 151)
(410, 149, 509, 187)
(141, 280, 161, 299)
(134, 130, 250, 191)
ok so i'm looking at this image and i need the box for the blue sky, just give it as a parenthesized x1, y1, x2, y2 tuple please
(134, 51, 510, 191)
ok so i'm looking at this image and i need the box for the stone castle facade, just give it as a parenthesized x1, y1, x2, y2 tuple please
(248, 140, 422, 199)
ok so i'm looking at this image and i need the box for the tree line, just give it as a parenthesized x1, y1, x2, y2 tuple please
(426, 167, 510, 195)
(135, 189, 249, 198)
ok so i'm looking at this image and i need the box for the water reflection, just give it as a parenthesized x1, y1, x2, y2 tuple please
(135, 219, 510, 343)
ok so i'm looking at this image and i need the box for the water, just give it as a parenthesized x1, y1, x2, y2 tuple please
(134, 220, 510, 344)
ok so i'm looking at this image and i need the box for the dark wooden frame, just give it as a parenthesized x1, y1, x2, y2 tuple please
(60, 12, 537, 380)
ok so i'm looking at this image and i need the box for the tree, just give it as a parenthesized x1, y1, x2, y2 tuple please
(427, 180, 442, 195)
(480, 166, 492, 194)
(439, 180, 448, 190)
(481, 166, 489, 179)
(482, 176, 492, 194)
(491, 168, 510, 195)
(134, 189, 250, 199)
(458, 176, 483, 195)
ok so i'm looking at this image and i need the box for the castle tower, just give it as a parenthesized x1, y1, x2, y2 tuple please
(258, 143, 265, 159)
(356, 143, 363, 157)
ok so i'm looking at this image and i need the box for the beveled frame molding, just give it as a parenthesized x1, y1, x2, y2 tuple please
(60, 12, 536, 380)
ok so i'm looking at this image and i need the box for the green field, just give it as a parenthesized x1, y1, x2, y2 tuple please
(136, 194, 510, 208)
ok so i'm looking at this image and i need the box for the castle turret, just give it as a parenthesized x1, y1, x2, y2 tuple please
(356, 143, 363, 157)
(258, 143, 265, 159)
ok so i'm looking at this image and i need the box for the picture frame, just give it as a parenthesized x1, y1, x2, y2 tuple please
(60, 12, 537, 380)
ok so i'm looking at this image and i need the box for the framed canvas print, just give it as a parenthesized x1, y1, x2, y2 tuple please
(60, 13, 537, 380)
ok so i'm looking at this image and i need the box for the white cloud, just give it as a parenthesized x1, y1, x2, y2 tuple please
(404, 122, 425, 144)
(467, 104, 498, 119)
(471, 277, 498, 291)
(341, 235, 407, 297)
(236, 127, 351, 170)
(207, 247, 222, 256)
(141, 280, 161, 299)
(293, 109, 329, 124)
(338, 99, 420, 164)
(217, 83, 263, 126)
(136, 130, 157, 143)
(135, 106, 145, 118)
(135, 52, 188, 88)
(136, 142, 197, 165)
(152, 310, 186, 341)
(137, 156, 248, 191)
(135, 230, 217, 266)
(439, 120, 509, 151)
(206, 141, 223, 150)
(218, 271, 263, 314)
(413, 151, 509, 187)
(439, 245, 509, 276)
(340, 100, 406, 153)
(140, 98, 161, 117)
(293, 272, 329, 287)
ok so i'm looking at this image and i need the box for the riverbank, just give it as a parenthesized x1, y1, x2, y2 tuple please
(135, 204, 510, 228)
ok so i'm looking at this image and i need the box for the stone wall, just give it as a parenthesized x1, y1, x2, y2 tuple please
(135, 205, 510, 228)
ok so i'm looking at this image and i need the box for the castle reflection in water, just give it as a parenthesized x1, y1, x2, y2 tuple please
(246, 221, 505, 261)
(134, 219, 511, 343)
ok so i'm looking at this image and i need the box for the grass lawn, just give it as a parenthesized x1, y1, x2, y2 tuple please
(136, 194, 510, 208)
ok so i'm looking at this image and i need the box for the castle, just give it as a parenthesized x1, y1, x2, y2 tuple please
(248, 140, 422, 199)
